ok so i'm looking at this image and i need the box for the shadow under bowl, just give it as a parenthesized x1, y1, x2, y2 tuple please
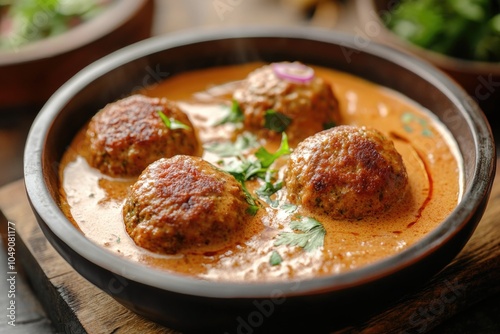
(24, 26, 495, 333)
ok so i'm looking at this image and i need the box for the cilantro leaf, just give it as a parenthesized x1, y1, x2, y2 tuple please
(269, 250, 283, 266)
(323, 121, 336, 130)
(204, 132, 260, 158)
(280, 203, 298, 214)
(274, 217, 326, 252)
(254, 132, 291, 168)
(224, 159, 267, 181)
(216, 100, 244, 125)
(264, 109, 292, 132)
(217, 132, 291, 215)
(256, 173, 283, 207)
(158, 110, 191, 130)
(224, 167, 259, 215)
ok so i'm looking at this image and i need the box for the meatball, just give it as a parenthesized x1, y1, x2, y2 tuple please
(233, 62, 341, 144)
(123, 155, 250, 254)
(85, 94, 200, 177)
(285, 125, 408, 220)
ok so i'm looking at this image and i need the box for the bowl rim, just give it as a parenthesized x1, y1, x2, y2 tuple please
(0, 0, 150, 65)
(24, 26, 495, 299)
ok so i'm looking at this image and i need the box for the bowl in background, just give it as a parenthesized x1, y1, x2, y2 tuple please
(357, 0, 500, 116)
(24, 27, 496, 332)
(0, 0, 154, 112)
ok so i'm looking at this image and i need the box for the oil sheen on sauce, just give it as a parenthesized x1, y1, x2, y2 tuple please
(59, 63, 462, 282)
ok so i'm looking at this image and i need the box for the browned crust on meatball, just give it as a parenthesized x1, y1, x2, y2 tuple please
(123, 156, 250, 254)
(85, 94, 201, 177)
(233, 62, 341, 145)
(285, 125, 408, 219)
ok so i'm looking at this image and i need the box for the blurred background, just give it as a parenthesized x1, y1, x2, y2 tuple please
(1, 0, 499, 333)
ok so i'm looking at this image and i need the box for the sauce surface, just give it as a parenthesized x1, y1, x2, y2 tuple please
(59, 63, 462, 282)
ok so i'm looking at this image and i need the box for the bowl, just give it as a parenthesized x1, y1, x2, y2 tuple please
(0, 0, 154, 112)
(24, 27, 496, 333)
(357, 0, 500, 116)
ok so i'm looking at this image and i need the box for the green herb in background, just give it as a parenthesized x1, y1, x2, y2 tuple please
(384, 0, 500, 62)
(0, 0, 111, 49)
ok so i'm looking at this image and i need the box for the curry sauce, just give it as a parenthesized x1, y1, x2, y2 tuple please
(59, 63, 462, 282)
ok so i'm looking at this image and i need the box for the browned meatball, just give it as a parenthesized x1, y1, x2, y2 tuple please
(85, 94, 200, 177)
(123, 155, 251, 254)
(233, 62, 341, 145)
(285, 125, 408, 220)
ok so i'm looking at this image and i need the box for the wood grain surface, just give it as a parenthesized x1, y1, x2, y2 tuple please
(0, 161, 499, 334)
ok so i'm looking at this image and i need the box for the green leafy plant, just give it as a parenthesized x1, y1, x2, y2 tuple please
(0, 0, 112, 49)
(384, 0, 500, 61)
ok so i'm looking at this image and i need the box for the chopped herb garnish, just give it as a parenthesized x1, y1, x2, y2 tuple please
(204, 132, 260, 157)
(221, 132, 291, 181)
(256, 172, 283, 208)
(111, 234, 121, 244)
(323, 121, 336, 130)
(264, 109, 292, 132)
(228, 170, 259, 215)
(254, 132, 291, 168)
(224, 158, 267, 182)
(216, 99, 244, 125)
(157, 110, 191, 130)
(275, 217, 326, 252)
(218, 133, 291, 215)
(280, 203, 298, 214)
(269, 250, 283, 266)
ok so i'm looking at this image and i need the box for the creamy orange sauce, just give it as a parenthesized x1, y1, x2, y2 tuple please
(59, 63, 462, 282)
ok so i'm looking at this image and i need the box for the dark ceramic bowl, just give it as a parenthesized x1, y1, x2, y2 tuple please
(24, 27, 495, 333)
(0, 0, 154, 112)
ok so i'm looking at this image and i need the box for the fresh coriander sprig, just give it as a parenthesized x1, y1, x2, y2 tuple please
(204, 132, 260, 157)
(215, 99, 244, 125)
(256, 172, 283, 208)
(264, 109, 292, 132)
(218, 133, 291, 215)
(157, 110, 191, 130)
(274, 216, 326, 252)
(227, 169, 259, 215)
(220, 132, 291, 181)
(254, 132, 291, 169)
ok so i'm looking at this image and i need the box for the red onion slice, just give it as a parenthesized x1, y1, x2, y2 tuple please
(272, 62, 315, 84)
